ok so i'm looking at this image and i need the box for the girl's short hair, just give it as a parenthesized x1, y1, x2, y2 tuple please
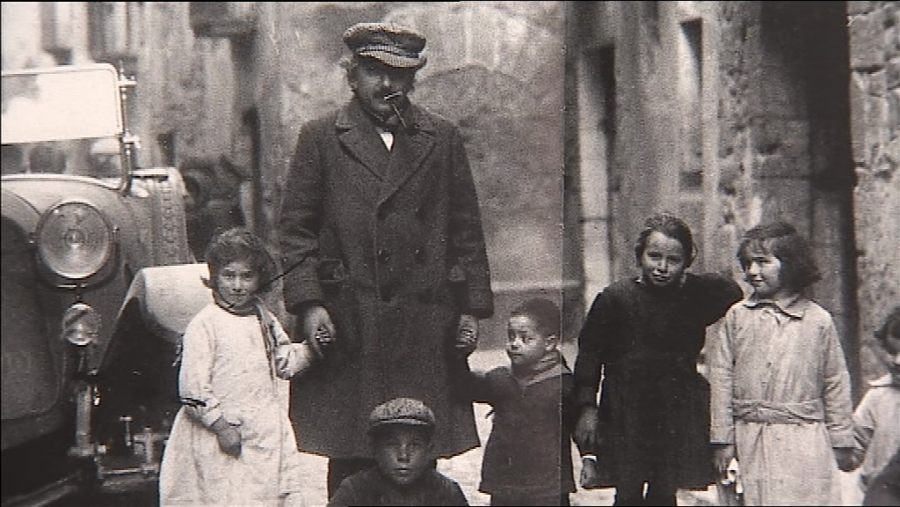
(204, 227, 278, 293)
(633, 213, 697, 267)
(511, 298, 561, 338)
(737, 221, 821, 292)
(875, 306, 900, 348)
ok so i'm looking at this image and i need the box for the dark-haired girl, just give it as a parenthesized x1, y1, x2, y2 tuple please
(573, 213, 743, 505)
(160, 228, 317, 506)
(708, 221, 855, 505)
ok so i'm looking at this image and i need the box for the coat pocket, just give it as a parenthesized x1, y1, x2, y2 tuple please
(317, 258, 346, 288)
(313, 258, 363, 361)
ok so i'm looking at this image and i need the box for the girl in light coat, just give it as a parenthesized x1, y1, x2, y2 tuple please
(709, 221, 855, 506)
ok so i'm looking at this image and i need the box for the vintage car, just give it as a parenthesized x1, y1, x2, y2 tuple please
(1, 64, 211, 505)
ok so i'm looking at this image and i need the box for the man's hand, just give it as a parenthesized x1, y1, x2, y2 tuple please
(713, 444, 736, 478)
(834, 447, 858, 472)
(455, 313, 479, 356)
(580, 456, 600, 489)
(211, 417, 241, 457)
(301, 304, 336, 354)
(574, 406, 599, 451)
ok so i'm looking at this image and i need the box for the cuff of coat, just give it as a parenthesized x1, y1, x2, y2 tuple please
(465, 288, 494, 319)
(710, 425, 735, 445)
(284, 279, 324, 315)
(199, 406, 224, 429)
(574, 387, 599, 409)
(828, 429, 854, 449)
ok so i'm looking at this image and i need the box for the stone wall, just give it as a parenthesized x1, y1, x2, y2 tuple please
(134, 3, 237, 168)
(848, 1, 900, 384)
(716, 2, 864, 389)
(566, 1, 893, 394)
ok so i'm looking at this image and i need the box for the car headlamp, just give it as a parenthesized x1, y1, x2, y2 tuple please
(62, 302, 101, 346)
(36, 200, 113, 280)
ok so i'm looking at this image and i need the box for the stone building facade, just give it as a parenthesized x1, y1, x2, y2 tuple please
(565, 1, 898, 398)
(1, 1, 567, 347)
(3, 1, 896, 393)
(848, 1, 900, 391)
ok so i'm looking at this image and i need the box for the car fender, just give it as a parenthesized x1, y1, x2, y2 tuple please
(115, 263, 212, 347)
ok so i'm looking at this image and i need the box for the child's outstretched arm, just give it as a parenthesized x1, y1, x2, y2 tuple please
(272, 317, 318, 379)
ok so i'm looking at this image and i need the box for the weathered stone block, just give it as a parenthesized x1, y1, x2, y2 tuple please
(850, 74, 869, 165)
(866, 95, 889, 155)
(709, 221, 741, 277)
(851, 10, 886, 70)
(853, 160, 900, 385)
(758, 153, 812, 179)
(888, 57, 900, 90)
(847, 2, 874, 17)
(889, 89, 900, 138)
(887, 136, 900, 170)
(754, 177, 812, 233)
(887, 25, 900, 59)
(870, 69, 887, 97)
(812, 193, 847, 247)
(718, 159, 743, 196)
(754, 119, 811, 160)
(754, 63, 805, 117)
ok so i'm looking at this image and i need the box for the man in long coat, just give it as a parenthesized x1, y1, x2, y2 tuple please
(278, 22, 494, 497)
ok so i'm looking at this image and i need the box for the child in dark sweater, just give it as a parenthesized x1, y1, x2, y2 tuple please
(460, 298, 578, 506)
(574, 213, 743, 505)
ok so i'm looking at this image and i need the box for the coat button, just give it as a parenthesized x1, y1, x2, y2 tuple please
(414, 247, 426, 263)
(377, 249, 391, 264)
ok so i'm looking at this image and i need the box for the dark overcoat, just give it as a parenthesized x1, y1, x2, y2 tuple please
(279, 98, 494, 459)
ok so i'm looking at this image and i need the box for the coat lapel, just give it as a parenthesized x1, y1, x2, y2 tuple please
(378, 106, 436, 205)
(336, 102, 391, 181)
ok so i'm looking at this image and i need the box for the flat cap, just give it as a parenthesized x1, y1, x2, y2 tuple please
(343, 22, 427, 69)
(368, 397, 436, 432)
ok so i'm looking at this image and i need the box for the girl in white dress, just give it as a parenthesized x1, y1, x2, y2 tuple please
(159, 228, 321, 506)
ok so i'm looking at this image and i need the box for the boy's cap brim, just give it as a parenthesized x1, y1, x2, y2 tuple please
(368, 417, 433, 432)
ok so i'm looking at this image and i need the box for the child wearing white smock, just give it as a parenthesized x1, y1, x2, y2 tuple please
(159, 228, 320, 506)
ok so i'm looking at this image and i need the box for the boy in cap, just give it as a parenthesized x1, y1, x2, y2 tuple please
(279, 20, 493, 498)
(327, 397, 469, 506)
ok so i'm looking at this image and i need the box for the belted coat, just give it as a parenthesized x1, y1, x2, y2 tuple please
(279, 98, 494, 459)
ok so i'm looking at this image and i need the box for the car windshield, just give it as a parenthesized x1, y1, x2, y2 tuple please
(1, 64, 124, 182)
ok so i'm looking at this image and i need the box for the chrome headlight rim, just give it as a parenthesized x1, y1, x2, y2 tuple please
(62, 302, 102, 347)
(35, 199, 114, 281)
